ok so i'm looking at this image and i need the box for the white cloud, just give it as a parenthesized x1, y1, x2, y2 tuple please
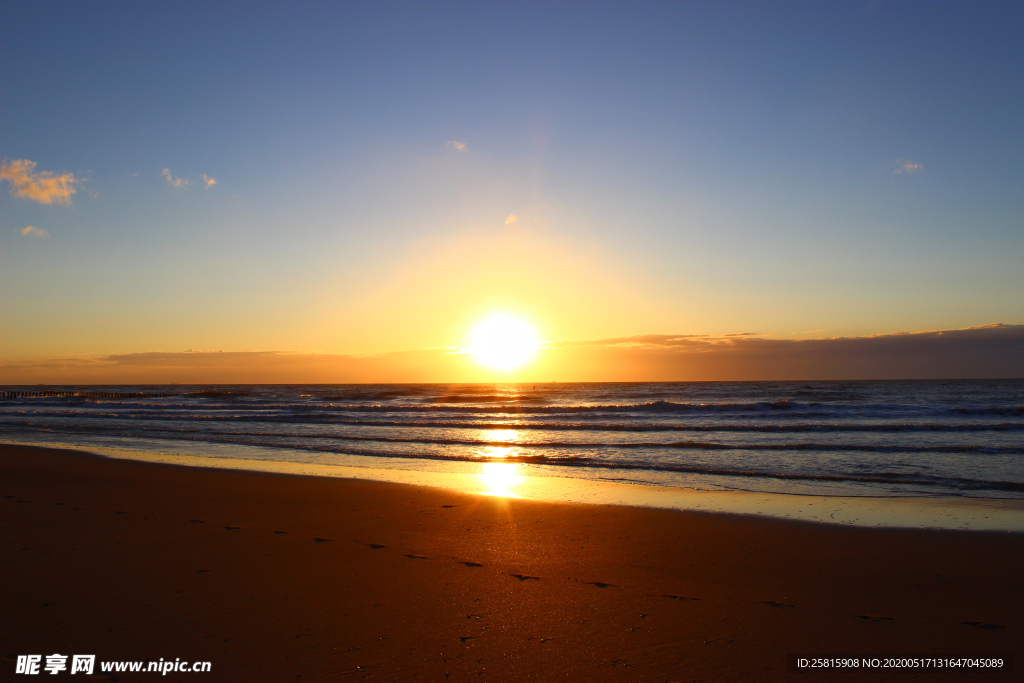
(894, 159, 923, 174)
(447, 140, 467, 151)
(0, 159, 77, 205)
(18, 226, 50, 238)
(162, 168, 189, 189)
(200, 173, 216, 188)
(505, 213, 518, 226)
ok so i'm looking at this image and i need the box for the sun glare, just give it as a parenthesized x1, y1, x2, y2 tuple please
(479, 462, 524, 497)
(469, 313, 539, 371)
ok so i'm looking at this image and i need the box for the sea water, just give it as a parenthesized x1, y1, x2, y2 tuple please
(2, 380, 1022, 501)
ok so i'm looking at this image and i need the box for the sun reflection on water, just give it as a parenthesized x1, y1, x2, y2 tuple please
(475, 428, 522, 462)
(485, 429, 518, 444)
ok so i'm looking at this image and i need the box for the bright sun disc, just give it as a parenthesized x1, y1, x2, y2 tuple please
(470, 314, 538, 371)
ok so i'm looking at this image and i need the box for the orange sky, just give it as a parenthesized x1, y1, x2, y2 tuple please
(3, 324, 1021, 384)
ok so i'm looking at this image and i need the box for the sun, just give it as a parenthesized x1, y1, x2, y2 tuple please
(469, 313, 539, 371)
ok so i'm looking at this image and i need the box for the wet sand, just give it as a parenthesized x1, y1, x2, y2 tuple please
(2, 444, 1021, 681)
(58, 441, 1024, 531)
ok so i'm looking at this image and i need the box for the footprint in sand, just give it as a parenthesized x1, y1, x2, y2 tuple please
(460, 561, 483, 568)
(509, 574, 540, 581)
(273, 531, 288, 534)
(664, 595, 699, 601)
(313, 538, 333, 543)
(960, 621, 1005, 631)
(197, 570, 212, 574)
(190, 520, 205, 524)
(856, 615, 894, 622)
(406, 554, 429, 560)
(223, 526, 242, 531)
(585, 582, 616, 589)
(758, 601, 795, 608)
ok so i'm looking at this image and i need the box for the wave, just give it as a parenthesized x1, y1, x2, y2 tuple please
(185, 389, 252, 399)
(949, 406, 1024, 417)
(4, 408, 1023, 434)
(0, 397, 902, 413)
(302, 399, 823, 414)
(10, 422, 1024, 455)
(8, 427, 1019, 493)
(8, 393, 1024, 419)
(283, 419, 1024, 433)
(150, 428, 1024, 454)
(4, 394, 1023, 419)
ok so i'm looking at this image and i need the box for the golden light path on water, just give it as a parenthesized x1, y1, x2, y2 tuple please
(477, 429, 525, 497)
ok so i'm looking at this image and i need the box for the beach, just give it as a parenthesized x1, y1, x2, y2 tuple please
(5, 1, 1021, 678)
(3, 444, 1020, 681)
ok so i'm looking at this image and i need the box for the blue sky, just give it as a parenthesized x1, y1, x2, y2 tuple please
(2, 1, 1022, 370)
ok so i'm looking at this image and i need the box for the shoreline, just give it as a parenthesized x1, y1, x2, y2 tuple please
(4, 443, 1021, 681)
(5, 439, 1024, 531)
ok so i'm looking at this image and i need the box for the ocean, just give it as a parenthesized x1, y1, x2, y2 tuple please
(2, 380, 1022, 500)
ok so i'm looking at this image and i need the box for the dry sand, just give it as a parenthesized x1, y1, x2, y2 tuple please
(2, 444, 1020, 681)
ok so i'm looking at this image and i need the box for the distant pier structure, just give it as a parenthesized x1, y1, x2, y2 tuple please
(1, 390, 175, 399)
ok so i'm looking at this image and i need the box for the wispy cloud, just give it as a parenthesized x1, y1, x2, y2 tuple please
(447, 140, 467, 151)
(505, 213, 518, 226)
(546, 334, 709, 349)
(894, 159, 923, 174)
(200, 173, 216, 189)
(162, 168, 189, 189)
(0, 159, 77, 205)
(18, 226, 49, 238)
(543, 324, 1024, 380)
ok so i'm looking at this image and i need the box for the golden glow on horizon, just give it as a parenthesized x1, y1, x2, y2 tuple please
(479, 462, 524, 497)
(469, 313, 539, 371)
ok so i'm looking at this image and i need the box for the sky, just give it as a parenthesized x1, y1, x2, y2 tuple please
(2, 1, 1022, 382)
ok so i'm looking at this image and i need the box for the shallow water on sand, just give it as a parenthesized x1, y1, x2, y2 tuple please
(2, 380, 1022, 500)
